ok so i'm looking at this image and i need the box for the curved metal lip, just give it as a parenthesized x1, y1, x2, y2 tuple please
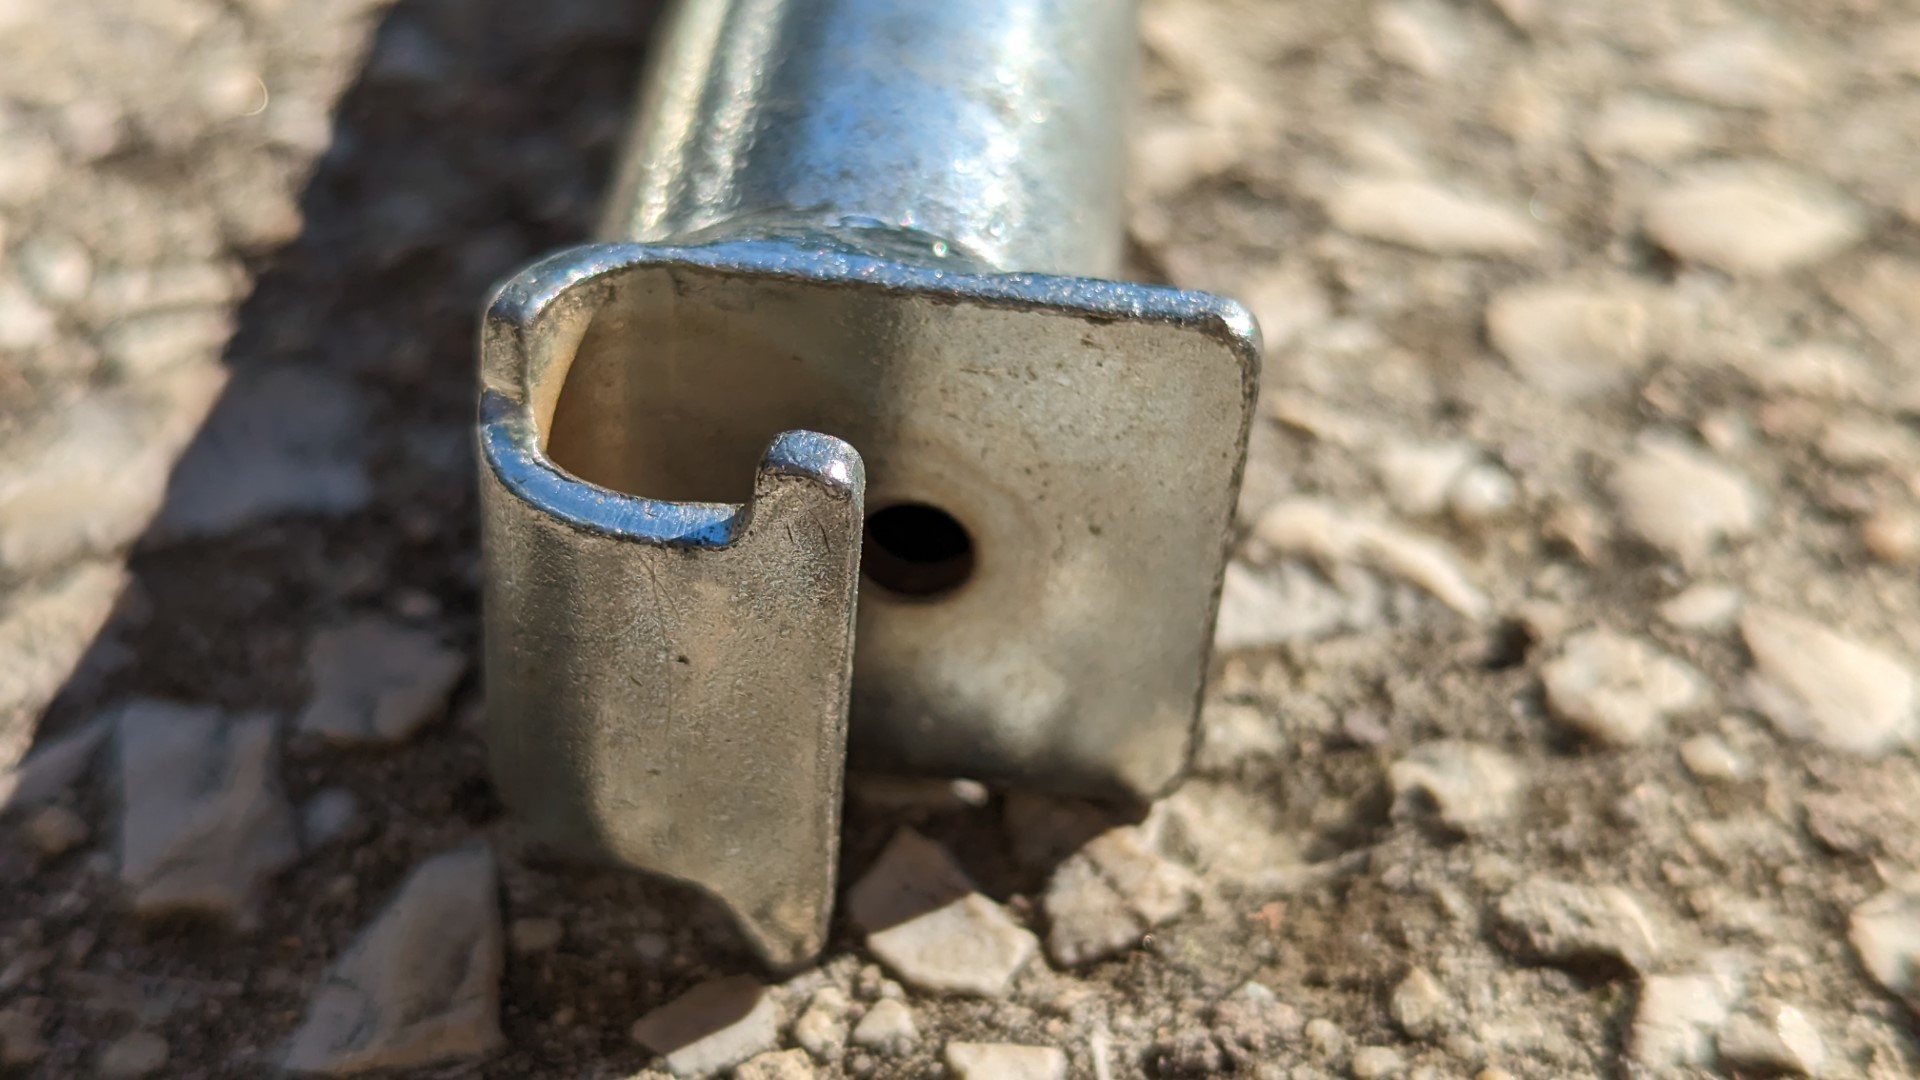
(477, 231, 1256, 551)
(479, 395, 862, 549)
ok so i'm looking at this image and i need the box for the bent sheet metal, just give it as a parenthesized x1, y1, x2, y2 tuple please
(478, 0, 1260, 966)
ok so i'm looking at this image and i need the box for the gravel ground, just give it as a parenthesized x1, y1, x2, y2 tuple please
(4, 0, 1920, 1076)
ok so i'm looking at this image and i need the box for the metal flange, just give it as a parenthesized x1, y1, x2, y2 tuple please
(478, 0, 1260, 967)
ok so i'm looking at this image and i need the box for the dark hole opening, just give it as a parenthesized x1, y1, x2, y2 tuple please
(1481, 617, 1536, 671)
(863, 503, 975, 598)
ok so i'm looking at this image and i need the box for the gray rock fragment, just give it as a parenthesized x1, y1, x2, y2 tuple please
(1389, 967, 1453, 1039)
(1741, 607, 1917, 754)
(1389, 741, 1524, 834)
(629, 976, 779, 1079)
(156, 367, 369, 538)
(944, 1042, 1068, 1080)
(849, 998, 918, 1053)
(0, 718, 106, 811)
(97, 1031, 169, 1077)
(1541, 629, 1708, 745)
(1494, 878, 1662, 974)
(1659, 584, 1743, 630)
(1351, 1045, 1405, 1078)
(1213, 560, 1377, 648)
(1585, 95, 1716, 166)
(1679, 735, 1750, 782)
(734, 1048, 816, 1080)
(296, 618, 466, 745)
(114, 700, 297, 921)
(1305, 1017, 1346, 1056)
(846, 829, 1037, 997)
(1192, 700, 1284, 771)
(1630, 957, 1748, 1070)
(1610, 436, 1762, 563)
(1325, 177, 1543, 255)
(1376, 440, 1478, 517)
(1645, 162, 1862, 275)
(1156, 781, 1304, 891)
(1486, 282, 1651, 398)
(1717, 1002, 1826, 1076)
(1659, 25, 1817, 108)
(1211, 981, 1302, 1064)
(283, 843, 504, 1075)
(300, 788, 360, 848)
(1252, 499, 1488, 620)
(1849, 874, 1920, 1017)
(792, 986, 850, 1062)
(1373, 0, 1469, 77)
(1157, 1019, 1225, 1074)
(1043, 824, 1198, 966)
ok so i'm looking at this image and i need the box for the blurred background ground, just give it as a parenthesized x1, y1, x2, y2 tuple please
(2, 0, 1920, 1076)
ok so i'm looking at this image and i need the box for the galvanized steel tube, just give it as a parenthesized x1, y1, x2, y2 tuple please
(601, 0, 1138, 277)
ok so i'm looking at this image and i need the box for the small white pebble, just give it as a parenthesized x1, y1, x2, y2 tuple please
(1863, 509, 1920, 564)
(1487, 281, 1650, 398)
(1584, 95, 1716, 166)
(1326, 177, 1543, 256)
(944, 1042, 1066, 1080)
(849, 998, 919, 1053)
(1742, 607, 1917, 754)
(1645, 162, 1863, 275)
(1850, 874, 1920, 1017)
(1352, 1045, 1406, 1078)
(1253, 499, 1488, 620)
(1541, 629, 1708, 745)
(1389, 742, 1525, 833)
(1378, 441, 1477, 517)
(792, 987, 851, 1063)
(1743, 343, 1876, 401)
(1496, 877, 1663, 972)
(734, 1048, 818, 1080)
(1659, 24, 1816, 108)
(1390, 967, 1452, 1038)
(1717, 1002, 1826, 1076)
(1610, 435, 1762, 563)
(1679, 735, 1749, 782)
(1373, 0, 1469, 77)
(1658, 584, 1743, 630)
(1449, 463, 1517, 523)
(1305, 1017, 1346, 1055)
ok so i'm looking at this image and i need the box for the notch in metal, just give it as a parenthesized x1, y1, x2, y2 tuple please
(478, 0, 1260, 967)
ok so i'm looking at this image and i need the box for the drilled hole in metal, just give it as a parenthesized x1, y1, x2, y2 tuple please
(863, 503, 975, 597)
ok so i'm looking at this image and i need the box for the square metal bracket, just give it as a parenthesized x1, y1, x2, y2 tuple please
(477, 0, 1261, 968)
